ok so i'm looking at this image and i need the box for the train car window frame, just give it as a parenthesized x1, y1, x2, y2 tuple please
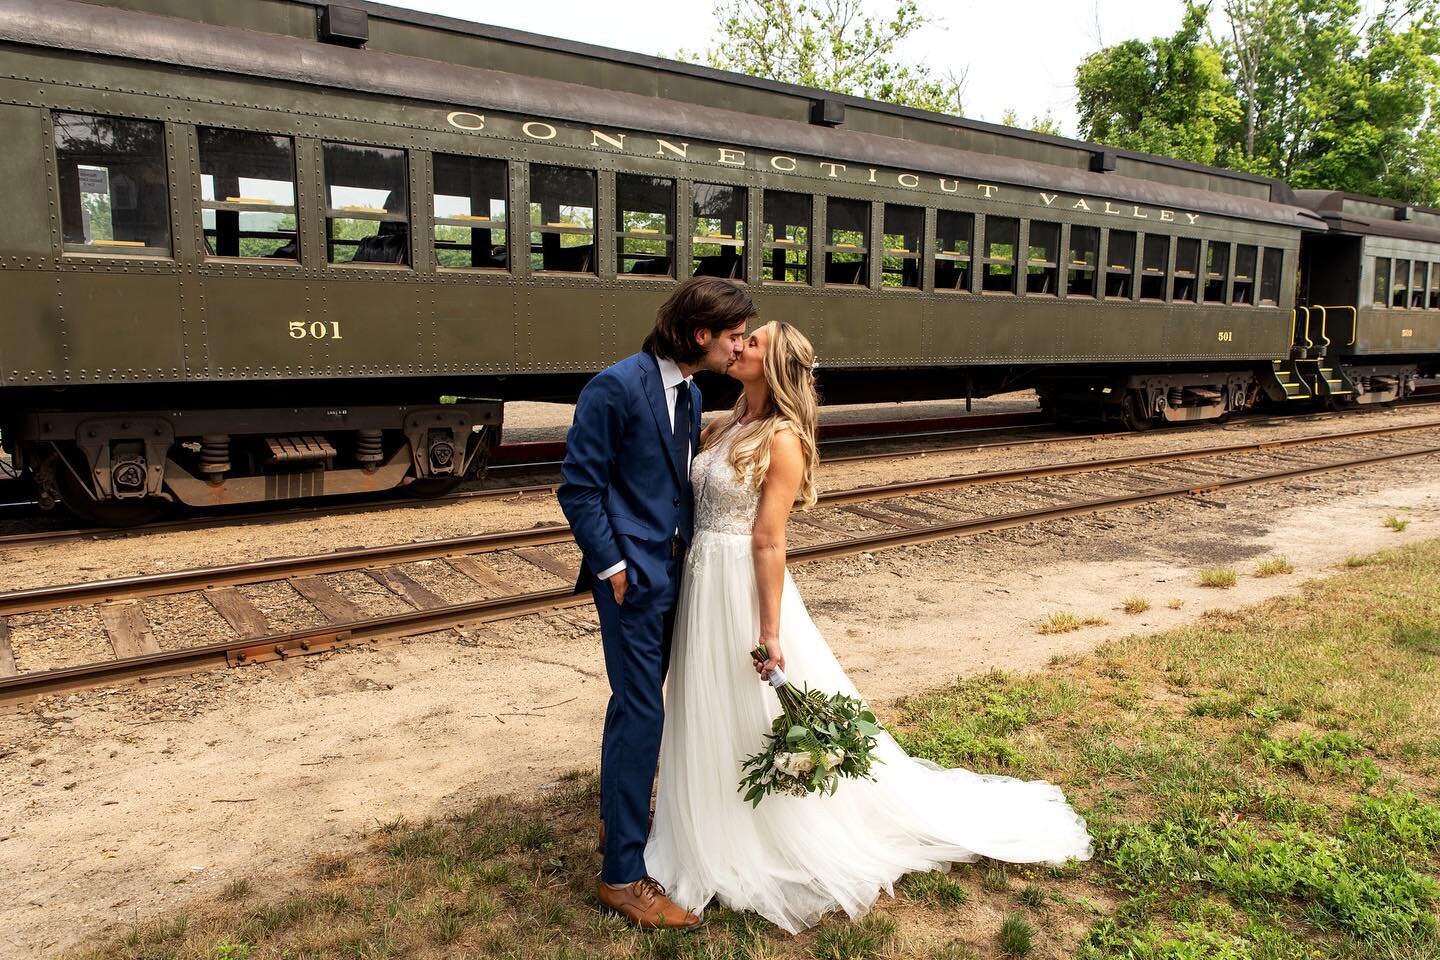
(691, 182, 747, 280)
(1026, 220, 1060, 296)
(431, 153, 508, 272)
(614, 173, 675, 279)
(824, 196, 870, 287)
(1411, 261, 1427, 309)
(1373, 257, 1391, 307)
(198, 127, 299, 262)
(1431, 262, 1440, 309)
(1140, 234, 1169, 301)
(1232, 244, 1257, 306)
(881, 203, 924, 290)
(529, 163, 598, 276)
(1203, 241, 1230, 303)
(1105, 229, 1136, 300)
(1066, 225, 1099, 298)
(1392, 258, 1411, 308)
(981, 215, 1019, 295)
(1173, 237, 1201, 303)
(54, 111, 173, 258)
(934, 208, 974, 294)
(1259, 248, 1283, 306)
(322, 141, 411, 267)
(762, 189, 811, 285)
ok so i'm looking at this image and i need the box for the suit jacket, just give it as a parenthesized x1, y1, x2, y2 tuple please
(558, 351, 702, 599)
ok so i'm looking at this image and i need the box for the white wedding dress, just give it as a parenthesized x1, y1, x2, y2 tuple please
(645, 423, 1093, 933)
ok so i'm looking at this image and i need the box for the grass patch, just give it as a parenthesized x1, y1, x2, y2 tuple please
(65, 541, 1440, 960)
(1197, 566, 1237, 588)
(1035, 612, 1109, 635)
(1121, 597, 1150, 615)
(1254, 555, 1293, 578)
(998, 913, 1034, 955)
(1385, 514, 1411, 532)
(1166, 598, 1184, 610)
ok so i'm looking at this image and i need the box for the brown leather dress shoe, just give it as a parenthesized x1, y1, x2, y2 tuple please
(597, 877, 701, 930)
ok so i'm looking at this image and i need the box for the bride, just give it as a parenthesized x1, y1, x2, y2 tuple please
(644, 320, 1093, 933)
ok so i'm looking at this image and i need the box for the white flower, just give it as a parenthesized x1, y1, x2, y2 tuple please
(821, 750, 846, 770)
(772, 752, 816, 777)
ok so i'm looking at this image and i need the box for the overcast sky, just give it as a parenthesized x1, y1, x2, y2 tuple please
(382, 1, 1194, 136)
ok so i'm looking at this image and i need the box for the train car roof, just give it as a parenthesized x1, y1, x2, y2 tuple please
(1293, 190, 1440, 244)
(6, 0, 1324, 230)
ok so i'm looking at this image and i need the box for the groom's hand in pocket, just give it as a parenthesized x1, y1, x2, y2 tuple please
(608, 569, 628, 606)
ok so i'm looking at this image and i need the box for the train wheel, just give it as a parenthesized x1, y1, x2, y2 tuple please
(56, 464, 168, 527)
(403, 474, 467, 498)
(1120, 391, 1154, 431)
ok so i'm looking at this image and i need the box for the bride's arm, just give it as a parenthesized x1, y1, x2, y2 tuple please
(751, 429, 804, 679)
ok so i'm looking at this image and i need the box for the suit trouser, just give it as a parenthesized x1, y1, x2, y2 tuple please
(593, 554, 679, 884)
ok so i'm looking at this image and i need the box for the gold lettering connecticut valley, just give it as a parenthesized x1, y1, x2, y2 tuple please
(444, 111, 1203, 225)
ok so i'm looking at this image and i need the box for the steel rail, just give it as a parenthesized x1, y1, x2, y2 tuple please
(2, 417, 1438, 616)
(4, 439, 1437, 703)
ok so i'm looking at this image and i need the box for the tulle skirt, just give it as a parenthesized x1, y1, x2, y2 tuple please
(644, 530, 1093, 934)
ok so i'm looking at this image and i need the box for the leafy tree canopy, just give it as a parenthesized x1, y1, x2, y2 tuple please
(1077, 0, 1440, 205)
(679, 0, 965, 116)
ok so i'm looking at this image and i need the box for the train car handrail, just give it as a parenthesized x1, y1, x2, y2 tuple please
(1313, 305, 1330, 356)
(1293, 307, 1313, 355)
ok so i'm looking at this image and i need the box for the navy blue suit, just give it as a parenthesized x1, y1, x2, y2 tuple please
(557, 351, 701, 884)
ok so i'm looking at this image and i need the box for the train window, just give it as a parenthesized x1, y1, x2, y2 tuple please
(199, 129, 296, 260)
(825, 197, 869, 286)
(432, 154, 507, 271)
(615, 173, 674, 278)
(1141, 234, 1169, 301)
(1067, 225, 1099, 297)
(1026, 221, 1060, 295)
(1431, 263, 1440, 309)
(934, 209, 973, 292)
(1233, 244, 1257, 305)
(529, 164, 596, 275)
(1173, 237, 1200, 302)
(54, 112, 171, 257)
(981, 216, 1019, 294)
(1373, 258, 1390, 307)
(1259, 248, 1283, 305)
(763, 190, 810, 283)
(1392, 259, 1410, 307)
(1203, 242, 1229, 303)
(881, 204, 923, 289)
(692, 183, 747, 279)
(1412, 261, 1427, 309)
(323, 142, 408, 265)
(1106, 230, 1136, 299)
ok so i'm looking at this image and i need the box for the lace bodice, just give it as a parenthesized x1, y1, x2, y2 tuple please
(691, 423, 759, 536)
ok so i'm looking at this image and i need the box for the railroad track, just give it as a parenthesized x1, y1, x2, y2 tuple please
(2, 417, 1438, 703)
(0, 411, 1051, 548)
(0, 399, 1420, 551)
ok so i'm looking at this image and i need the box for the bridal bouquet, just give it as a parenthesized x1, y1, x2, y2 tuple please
(738, 645, 883, 806)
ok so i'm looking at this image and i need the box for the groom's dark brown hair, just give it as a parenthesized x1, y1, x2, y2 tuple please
(643, 277, 756, 364)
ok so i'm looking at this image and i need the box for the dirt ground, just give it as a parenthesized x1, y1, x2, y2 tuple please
(3, 402, 1440, 956)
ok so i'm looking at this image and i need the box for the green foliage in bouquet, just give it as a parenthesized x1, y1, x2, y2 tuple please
(738, 645, 884, 806)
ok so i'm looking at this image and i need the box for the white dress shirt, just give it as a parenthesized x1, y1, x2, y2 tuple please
(595, 355, 693, 582)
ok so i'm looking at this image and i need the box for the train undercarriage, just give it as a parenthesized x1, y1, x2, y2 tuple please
(5, 396, 501, 526)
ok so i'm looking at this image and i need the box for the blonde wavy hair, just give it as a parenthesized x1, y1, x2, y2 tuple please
(703, 320, 820, 507)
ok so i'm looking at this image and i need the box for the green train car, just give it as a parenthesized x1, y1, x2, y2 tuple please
(1295, 191, 1440, 404)
(0, 0, 1431, 522)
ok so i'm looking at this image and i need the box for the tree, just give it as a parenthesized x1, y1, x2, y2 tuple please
(1000, 108, 1064, 137)
(1075, 4, 1242, 167)
(1076, 0, 1440, 204)
(681, 0, 966, 115)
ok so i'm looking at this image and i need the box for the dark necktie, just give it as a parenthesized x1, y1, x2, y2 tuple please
(671, 381, 691, 471)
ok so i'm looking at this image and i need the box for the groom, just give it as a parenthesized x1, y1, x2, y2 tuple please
(558, 276, 755, 928)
